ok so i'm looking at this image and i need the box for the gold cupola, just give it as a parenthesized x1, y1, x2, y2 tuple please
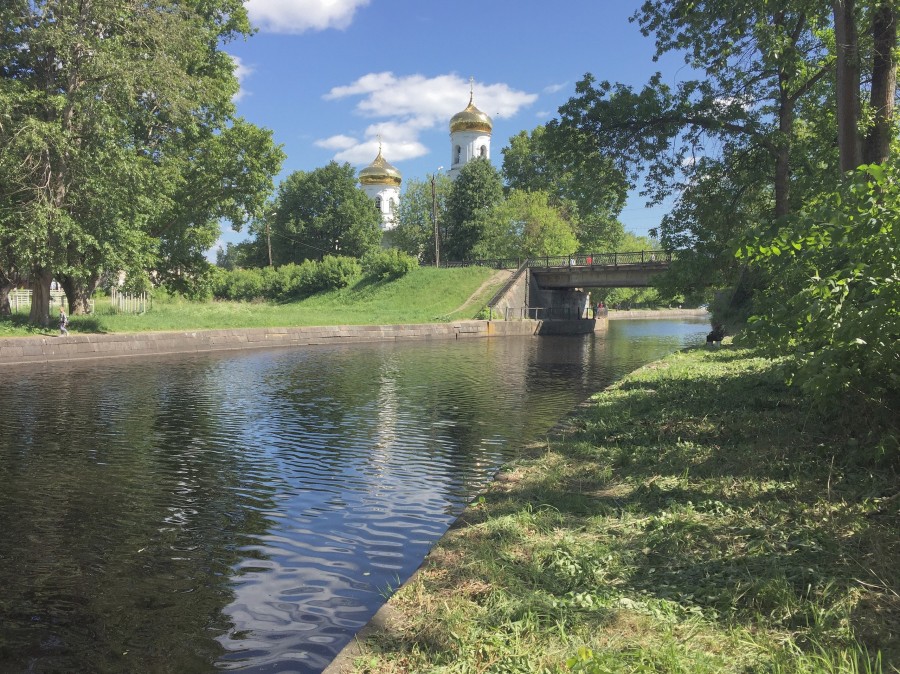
(358, 145, 402, 187)
(450, 91, 493, 134)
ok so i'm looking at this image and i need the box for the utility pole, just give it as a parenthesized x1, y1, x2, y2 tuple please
(431, 167, 443, 267)
(266, 210, 274, 267)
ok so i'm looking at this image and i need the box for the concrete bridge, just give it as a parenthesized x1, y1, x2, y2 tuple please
(448, 251, 676, 325)
(526, 251, 673, 289)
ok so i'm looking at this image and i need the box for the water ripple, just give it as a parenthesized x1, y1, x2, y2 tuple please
(0, 321, 708, 673)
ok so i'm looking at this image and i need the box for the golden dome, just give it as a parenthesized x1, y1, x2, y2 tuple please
(450, 93, 493, 134)
(358, 147, 402, 186)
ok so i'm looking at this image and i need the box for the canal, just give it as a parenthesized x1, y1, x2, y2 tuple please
(0, 318, 708, 672)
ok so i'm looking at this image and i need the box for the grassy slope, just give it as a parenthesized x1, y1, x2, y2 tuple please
(350, 347, 899, 673)
(0, 267, 498, 336)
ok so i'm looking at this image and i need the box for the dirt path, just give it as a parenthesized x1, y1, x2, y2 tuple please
(451, 269, 512, 315)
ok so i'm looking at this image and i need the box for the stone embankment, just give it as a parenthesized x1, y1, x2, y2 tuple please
(607, 308, 709, 320)
(0, 320, 539, 367)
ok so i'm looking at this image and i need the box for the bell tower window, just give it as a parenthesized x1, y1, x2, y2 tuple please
(375, 196, 382, 211)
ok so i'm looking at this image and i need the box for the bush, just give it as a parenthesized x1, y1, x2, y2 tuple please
(362, 249, 419, 280)
(213, 256, 362, 301)
(309, 255, 361, 293)
(741, 160, 899, 426)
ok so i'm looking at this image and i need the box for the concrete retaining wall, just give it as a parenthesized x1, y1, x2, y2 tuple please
(608, 308, 709, 320)
(0, 320, 540, 367)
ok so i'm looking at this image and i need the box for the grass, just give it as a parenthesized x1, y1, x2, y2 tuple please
(0, 266, 499, 336)
(344, 346, 899, 673)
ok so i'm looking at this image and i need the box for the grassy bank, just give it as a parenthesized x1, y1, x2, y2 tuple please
(344, 347, 899, 673)
(0, 266, 498, 337)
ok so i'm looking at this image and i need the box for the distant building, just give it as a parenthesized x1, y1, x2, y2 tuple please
(448, 83, 493, 180)
(357, 81, 494, 225)
(358, 144, 402, 230)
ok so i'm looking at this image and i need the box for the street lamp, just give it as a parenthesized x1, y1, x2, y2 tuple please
(431, 167, 443, 267)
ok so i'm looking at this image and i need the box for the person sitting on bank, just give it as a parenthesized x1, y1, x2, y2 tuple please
(706, 324, 725, 346)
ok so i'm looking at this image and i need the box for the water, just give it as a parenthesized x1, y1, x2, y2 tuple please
(0, 319, 708, 672)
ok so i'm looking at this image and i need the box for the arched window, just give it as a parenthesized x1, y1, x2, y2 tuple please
(375, 196, 382, 211)
(479, 145, 487, 158)
(455, 146, 461, 164)
(388, 198, 396, 211)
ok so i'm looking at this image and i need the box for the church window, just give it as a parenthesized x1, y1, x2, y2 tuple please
(375, 196, 382, 211)
(479, 145, 487, 158)
(455, 146, 461, 164)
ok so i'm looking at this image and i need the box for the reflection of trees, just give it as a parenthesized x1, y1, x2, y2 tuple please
(0, 357, 276, 672)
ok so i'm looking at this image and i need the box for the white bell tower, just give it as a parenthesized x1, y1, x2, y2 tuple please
(448, 79, 493, 180)
(358, 139, 402, 230)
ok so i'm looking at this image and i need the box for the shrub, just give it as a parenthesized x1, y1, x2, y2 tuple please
(362, 249, 419, 280)
(741, 160, 899, 427)
(309, 255, 361, 292)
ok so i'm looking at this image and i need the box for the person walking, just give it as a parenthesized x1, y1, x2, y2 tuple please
(59, 307, 69, 336)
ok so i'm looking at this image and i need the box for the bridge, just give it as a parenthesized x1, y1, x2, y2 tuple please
(526, 251, 673, 288)
(445, 250, 674, 288)
(445, 251, 676, 324)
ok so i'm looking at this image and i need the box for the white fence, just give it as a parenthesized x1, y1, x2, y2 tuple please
(6, 289, 73, 314)
(110, 288, 148, 314)
(5, 289, 110, 314)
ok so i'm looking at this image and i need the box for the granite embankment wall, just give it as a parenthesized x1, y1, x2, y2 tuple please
(608, 308, 709, 320)
(0, 320, 540, 367)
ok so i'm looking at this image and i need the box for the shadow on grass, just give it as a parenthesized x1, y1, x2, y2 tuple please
(441, 346, 900, 663)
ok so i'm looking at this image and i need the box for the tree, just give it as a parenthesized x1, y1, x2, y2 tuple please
(503, 125, 628, 250)
(390, 174, 452, 264)
(833, 0, 898, 169)
(471, 190, 578, 260)
(0, 0, 283, 324)
(444, 159, 504, 261)
(269, 162, 382, 265)
(552, 2, 835, 220)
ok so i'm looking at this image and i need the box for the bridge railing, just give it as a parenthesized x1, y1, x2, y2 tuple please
(527, 250, 674, 268)
(442, 250, 675, 270)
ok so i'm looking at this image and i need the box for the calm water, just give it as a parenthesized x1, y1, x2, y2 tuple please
(0, 319, 707, 673)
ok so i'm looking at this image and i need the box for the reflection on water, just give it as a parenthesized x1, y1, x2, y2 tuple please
(0, 320, 707, 672)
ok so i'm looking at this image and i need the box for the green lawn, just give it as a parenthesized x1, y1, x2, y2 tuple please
(346, 346, 899, 673)
(0, 266, 499, 337)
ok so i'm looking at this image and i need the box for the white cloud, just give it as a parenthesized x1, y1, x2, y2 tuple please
(245, 0, 370, 34)
(230, 54, 253, 101)
(318, 72, 537, 165)
(543, 82, 568, 94)
(314, 134, 359, 151)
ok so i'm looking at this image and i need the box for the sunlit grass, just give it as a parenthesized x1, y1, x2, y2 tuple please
(347, 347, 899, 673)
(0, 266, 499, 336)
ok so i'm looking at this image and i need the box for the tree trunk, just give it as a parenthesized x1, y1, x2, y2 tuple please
(60, 273, 99, 315)
(864, 1, 897, 165)
(28, 268, 54, 327)
(774, 84, 794, 218)
(833, 0, 862, 172)
(0, 281, 12, 316)
(0, 266, 19, 316)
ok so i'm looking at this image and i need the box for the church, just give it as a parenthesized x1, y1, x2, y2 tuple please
(358, 87, 493, 231)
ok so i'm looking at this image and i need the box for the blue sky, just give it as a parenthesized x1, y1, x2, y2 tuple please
(217, 0, 690, 254)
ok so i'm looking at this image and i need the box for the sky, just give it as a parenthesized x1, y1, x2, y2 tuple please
(216, 0, 692, 255)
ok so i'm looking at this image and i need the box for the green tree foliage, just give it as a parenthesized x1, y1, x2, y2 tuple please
(444, 159, 504, 261)
(740, 160, 899, 424)
(471, 190, 578, 260)
(503, 125, 628, 250)
(269, 162, 382, 265)
(390, 174, 452, 264)
(0, 0, 284, 324)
